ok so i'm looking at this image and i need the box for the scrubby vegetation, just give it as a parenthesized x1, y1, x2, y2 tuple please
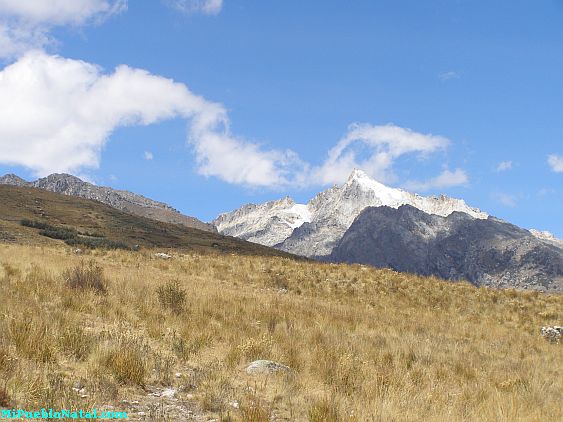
(20, 219, 130, 250)
(20, 219, 51, 230)
(0, 243, 561, 421)
(157, 279, 187, 315)
(64, 237, 130, 250)
(63, 261, 107, 294)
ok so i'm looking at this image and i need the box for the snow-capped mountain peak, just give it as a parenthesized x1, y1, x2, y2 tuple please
(345, 168, 406, 203)
(214, 169, 489, 256)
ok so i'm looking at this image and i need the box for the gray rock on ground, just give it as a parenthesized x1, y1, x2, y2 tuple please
(245, 360, 290, 375)
(541, 326, 562, 343)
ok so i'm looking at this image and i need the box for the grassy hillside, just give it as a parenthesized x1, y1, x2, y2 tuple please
(0, 185, 294, 257)
(0, 243, 561, 421)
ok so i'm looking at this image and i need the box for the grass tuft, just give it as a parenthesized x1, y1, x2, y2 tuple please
(156, 280, 187, 315)
(101, 345, 146, 386)
(63, 261, 107, 294)
(308, 396, 341, 422)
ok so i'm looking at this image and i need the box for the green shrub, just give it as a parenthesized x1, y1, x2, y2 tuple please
(20, 219, 50, 229)
(39, 227, 77, 240)
(20, 219, 129, 250)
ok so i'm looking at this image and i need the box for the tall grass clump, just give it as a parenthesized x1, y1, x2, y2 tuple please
(63, 261, 107, 294)
(157, 280, 187, 314)
(59, 325, 94, 361)
(101, 343, 147, 386)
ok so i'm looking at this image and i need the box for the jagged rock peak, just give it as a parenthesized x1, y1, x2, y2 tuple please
(215, 168, 489, 257)
(213, 196, 311, 246)
(0, 173, 30, 186)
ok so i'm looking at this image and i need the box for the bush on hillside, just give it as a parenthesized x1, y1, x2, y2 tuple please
(156, 280, 187, 315)
(63, 261, 107, 294)
(20, 219, 50, 230)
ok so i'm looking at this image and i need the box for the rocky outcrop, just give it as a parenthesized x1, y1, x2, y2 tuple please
(329, 205, 563, 292)
(0, 174, 30, 187)
(529, 229, 562, 245)
(0, 173, 215, 232)
(213, 197, 310, 246)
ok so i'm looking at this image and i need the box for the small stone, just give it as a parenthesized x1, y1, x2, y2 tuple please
(80, 394, 88, 398)
(185, 394, 194, 399)
(161, 388, 176, 398)
(138, 412, 146, 417)
(245, 360, 290, 375)
(131, 400, 140, 405)
(154, 252, 172, 259)
(175, 372, 182, 378)
(229, 400, 240, 409)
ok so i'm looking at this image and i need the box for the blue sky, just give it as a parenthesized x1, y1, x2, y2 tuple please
(0, 1, 561, 236)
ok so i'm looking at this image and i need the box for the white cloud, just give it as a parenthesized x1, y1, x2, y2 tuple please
(402, 168, 469, 192)
(492, 192, 517, 208)
(0, 52, 470, 190)
(439, 71, 460, 81)
(496, 160, 512, 172)
(0, 0, 126, 58)
(538, 187, 555, 196)
(0, 51, 303, 187)
(144, 151, 154, 160)
(548, 154, 563, 173)
(166, 0, 223, 15)
(310, 123, 450, 186)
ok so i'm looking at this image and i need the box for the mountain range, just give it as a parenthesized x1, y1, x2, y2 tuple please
(0, 173, 214, 232)
(1, 170, 561, 291)
(214, 169, 562, 292)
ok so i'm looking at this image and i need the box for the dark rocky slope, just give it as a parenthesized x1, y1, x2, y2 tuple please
(329, 205, 563, 292)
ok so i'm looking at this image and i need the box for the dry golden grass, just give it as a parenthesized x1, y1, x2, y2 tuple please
(0, 243, 561, 421)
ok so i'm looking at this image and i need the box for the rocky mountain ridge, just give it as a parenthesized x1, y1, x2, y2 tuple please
(214, 169, 489, 257)
(0, 173, 215, 232)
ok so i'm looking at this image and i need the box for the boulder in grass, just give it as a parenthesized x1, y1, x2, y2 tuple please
(154, 252, 172, 259)
(245, 360, 290, 375)
(541, 326, 562, 343)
